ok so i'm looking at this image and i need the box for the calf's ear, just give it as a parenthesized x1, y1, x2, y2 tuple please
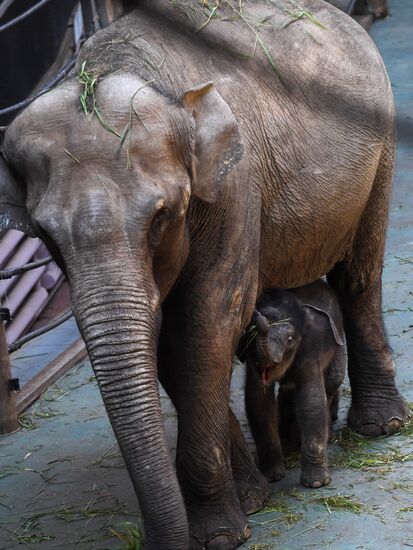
(183, 82, 244, 203)
(302, 304, 344, 346)
(0, 151, 36, 237)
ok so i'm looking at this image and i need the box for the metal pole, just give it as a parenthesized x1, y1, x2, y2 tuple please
(0, 308, 19, 435)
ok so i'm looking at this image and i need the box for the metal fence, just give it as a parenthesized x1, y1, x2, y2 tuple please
(0, 256, 73, 435)
(0, 0, 124, 435)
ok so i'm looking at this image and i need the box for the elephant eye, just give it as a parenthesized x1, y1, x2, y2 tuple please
(150, 208, 171, 244)
(287, 336, 294, 344)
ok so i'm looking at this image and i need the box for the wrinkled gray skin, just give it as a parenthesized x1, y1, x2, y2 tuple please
(0, 1, 409, 548)
(241, 280, 346, 488)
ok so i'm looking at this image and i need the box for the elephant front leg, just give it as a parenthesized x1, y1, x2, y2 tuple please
(229, 409, 270, 515)
(170, 319, 250, 549)
(158, 310, 249, 549)
(294, 357, 331, 488)
(245, 362, 286, 482)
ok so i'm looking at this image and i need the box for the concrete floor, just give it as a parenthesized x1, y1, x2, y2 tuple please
(0, 2, 412, 549)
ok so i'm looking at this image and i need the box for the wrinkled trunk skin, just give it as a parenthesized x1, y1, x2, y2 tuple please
(256, 334, 282, 366)
(68, 255, 188, 550)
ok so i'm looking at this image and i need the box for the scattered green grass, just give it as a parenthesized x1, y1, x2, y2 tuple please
(312, 494, 363, 514)
(397, 506, 413, 514)
(332, 430, 413, 470)
(10, 515, 56, 545)
(394, 255, 413, 265)
(254, 501, 290, 515)
(251, 499, 302, 528)
(90, 444, 124, 470)
(53, 498, 130, 523)
(283, 511, 303, 525)
(110, 521, 144, 549)
(171, 0, 284, 82)
(18, 405, 63, 430)
(284, 451, 300, 470)
(398, 403, 413, 438)
(223, 0, 284, 82)
(17, 533, 55, 544)
(281, 487, 305, 501)
(18, 413, 39, 430)
(196, 1, 220, 32)
(0, 465, 27, 480)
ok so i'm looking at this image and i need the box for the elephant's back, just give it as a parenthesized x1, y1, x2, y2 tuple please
(77, 2, 394, 289)
(80, 1, 392, 114)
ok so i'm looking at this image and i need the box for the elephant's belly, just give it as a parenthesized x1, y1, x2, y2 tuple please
(259, 204, 360, 290)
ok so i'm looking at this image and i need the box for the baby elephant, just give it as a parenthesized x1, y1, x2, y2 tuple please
(240, 280, 346, 488)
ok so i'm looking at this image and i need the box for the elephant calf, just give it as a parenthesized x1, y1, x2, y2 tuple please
(240, 280, 346, 488)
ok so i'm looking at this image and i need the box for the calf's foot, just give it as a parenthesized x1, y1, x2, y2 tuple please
(300, 463, 331, 488)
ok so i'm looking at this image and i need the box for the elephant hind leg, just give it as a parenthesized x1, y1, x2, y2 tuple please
(327, 142, 410, 437)
(325, 344, 347, 424)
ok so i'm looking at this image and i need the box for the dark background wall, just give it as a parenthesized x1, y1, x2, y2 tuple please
(0, 0, 77, 125)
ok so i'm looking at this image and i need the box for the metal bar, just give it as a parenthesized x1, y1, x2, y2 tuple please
(0, 57, 76, 117)
(0, 308, 18, 434)
(8, 309, 74, 353)
(81, 0, 101, 36)
(0, 0, 15, 20)
(0, 256, 52, 280)
(0, 0, 53, 33)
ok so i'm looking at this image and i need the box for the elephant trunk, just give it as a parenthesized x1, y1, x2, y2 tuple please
(68, 257, 188, 549)
(255, 332, 283, 366)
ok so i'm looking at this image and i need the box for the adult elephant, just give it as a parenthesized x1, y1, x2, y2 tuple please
(0, 1, 409, 548)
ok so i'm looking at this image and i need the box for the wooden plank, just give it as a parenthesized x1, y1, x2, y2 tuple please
(16, 338, 87, 414)
(96, 0, 123, 27)
(0, 309, 19, 435)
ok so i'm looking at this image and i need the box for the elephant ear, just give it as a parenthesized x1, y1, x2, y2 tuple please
(302, 304, 344, 346)
(0, 145, 36, 237)
(183, 82, 244, 203)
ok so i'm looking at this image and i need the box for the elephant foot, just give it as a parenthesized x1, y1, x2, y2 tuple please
(188, 502, 251, 550)
(348, 391, 410, 437)
(300, 463, 331, 489)
(260, 459, 286, 483)
(229, 410, 270, 515)
(233, 463, 270, 515)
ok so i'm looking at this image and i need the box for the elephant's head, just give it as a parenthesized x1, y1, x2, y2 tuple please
(244, 288, 345, 387)
(246, 290, 305, 386)
(0, 72, 243, 549)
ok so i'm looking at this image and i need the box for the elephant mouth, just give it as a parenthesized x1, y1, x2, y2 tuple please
(257, 360, 289, 386)
(257, 364, 277, 386)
